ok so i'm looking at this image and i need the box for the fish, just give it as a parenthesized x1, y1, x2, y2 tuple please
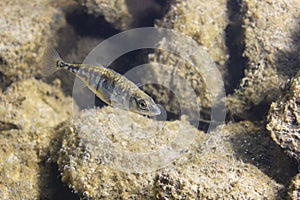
(41, 48, 161, 116)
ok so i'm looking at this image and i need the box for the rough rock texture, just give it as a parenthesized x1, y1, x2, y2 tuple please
(144, 0, 228, 119)
(0, 129, 78, 200)
(0, 0, 65, 84)
(54, 108, 288, 199)
(1, 0, 299, 199)
(0, 78, 76, 162)
(0, 130, 40, 200)
(288, 173, 300, 200)
(227, 0, 300, 120)
(75, 0, 130, 30)
(76, 0, 161, 30)
(0, 78, 76, 199)
(267, 70, 300, 161)
(0, 79, 74, 134)
(155, 0, 228, 67)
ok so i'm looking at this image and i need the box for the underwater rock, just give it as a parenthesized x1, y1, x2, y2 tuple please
(76, 0, 161, 30)
(288, 173, 300, 200)
(77, 0, 132, 30)
(154, 0, 229, 67)
(0, 0, 65, 84)
(267, 70, 300, 161)
(227, 0, 300, 120)
(143, 0, 228, 119)
(55, 108, 284, 199)
(0, 127, 77, 200)
(0, 131, 40, 200)
(0, 78, 74, 134)
(0, 78, 76, 199)
(75, 0, 131, 30)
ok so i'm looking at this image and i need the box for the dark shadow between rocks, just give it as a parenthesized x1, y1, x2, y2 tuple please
(125, 0, 165, 27)
(274, 18, 300, 79)
(66, 8, 119, 38)
(0, 70, 12, 91)
(38, 162, 79, 200)
(141, 82, 213, 132)
(229, 124, 298, 189)
(36, 124, 79, 200)
(0, 58, 14, 91)
(224, 0, 248, 95)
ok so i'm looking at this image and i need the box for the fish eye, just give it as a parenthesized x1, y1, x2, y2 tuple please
(137, 99, 147, 110)
(58, 61, 65, 67)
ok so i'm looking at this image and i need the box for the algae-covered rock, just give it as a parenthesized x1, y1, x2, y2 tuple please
(55, 107, 285, 199)
(0, 78, 77, 158)
(0, 78, 74, 133)
(288, 173, 300, 200)
(0, 128, 77, 200)
(76, 0, 130, 30)
(267, 70, 300, 161)
(154, 0, 228, 67)
(0, 130, 40, 200)
(1, 0, 299, 198)
(227, 0, 300, 120)
(76, 0, 161, 30)
(0, 0, 65, 83)
(144, 0, 228, 119)
(0, 78, 76, 199)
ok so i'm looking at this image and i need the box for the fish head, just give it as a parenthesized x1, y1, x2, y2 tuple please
(128, 90, 161, 116)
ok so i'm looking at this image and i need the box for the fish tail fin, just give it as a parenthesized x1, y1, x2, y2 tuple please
(41, 47, 62, 77)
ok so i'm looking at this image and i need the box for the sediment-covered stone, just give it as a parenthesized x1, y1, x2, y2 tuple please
(288, 173, 300, 200)
(0, 78, 76, 199)
(143, 0, 228, 120)
(0, 0, 65, 84)
(267, 70, 300, 161)
(55, 108, 284, 199)
(76, 0, 161, 30)
(227, 0, 300, 120)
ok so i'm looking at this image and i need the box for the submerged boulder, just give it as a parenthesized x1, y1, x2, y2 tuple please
(227, 0, 300, 120)
(267, 70, 300, 161)
(0, 0, 65, 84)
(55, 107, 285, 199)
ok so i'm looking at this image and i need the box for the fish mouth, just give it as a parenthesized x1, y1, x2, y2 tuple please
(149, 104, 161, 116)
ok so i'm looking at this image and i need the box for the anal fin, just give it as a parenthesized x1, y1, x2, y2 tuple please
(74, 77, 87, 90)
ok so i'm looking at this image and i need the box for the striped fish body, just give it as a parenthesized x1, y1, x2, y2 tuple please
(57, 60, 138, 107)
(42, 47, 161, 116)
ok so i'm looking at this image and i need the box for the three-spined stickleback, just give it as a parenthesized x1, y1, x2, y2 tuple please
(42, 48, 161, 116)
